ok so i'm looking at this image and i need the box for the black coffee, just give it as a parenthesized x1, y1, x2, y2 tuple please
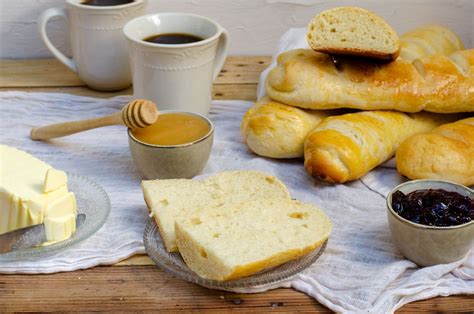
(144, 33, 204, 45)
(81, 0, 134, 6)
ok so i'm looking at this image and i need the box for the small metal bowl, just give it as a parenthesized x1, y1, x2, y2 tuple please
(386, 179, 473, 266)
(128, 110, 214, 179)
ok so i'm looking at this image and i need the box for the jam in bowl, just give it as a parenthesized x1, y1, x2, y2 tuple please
(391, 188, 473, 227)
(387, 180, 473, 267)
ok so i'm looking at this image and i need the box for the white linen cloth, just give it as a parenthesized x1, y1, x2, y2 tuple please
(0, 28, 472, 312)
(0, 91, 472, 313)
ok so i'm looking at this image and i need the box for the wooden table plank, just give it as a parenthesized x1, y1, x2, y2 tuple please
(0, 84, 258, 102)
(114, 254, 154, 266)
(0, 57, 271, 87)
(0, 266, 326, 312)
(0, 59, 83, 87)
(0, 86, 132, 98)
(0, 266, 472, 312)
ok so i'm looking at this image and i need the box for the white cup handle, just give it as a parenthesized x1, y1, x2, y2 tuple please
(38, 8, 77, 72)
(212, 28, 229, 81)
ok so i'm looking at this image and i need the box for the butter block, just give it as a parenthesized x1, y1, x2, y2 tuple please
(0, 145, 77, 245)
(28, 186, 69, 224)
(43, 192, 77, 243)
(44, 168, 68, 193)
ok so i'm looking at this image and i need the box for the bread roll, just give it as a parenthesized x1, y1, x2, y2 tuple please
(241, 97, 336, 158)
(396, 117, 474, 186)
(307, 7, 400, 60)
(142, 170, 290, 252)
(242, 25, 465, 159)
(399, 25, 464, 61)
(175, 198, 331, 281)
(304, 111, 461, 183)
(266, 49, 474, 113)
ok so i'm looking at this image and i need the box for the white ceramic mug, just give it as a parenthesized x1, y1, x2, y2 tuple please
(38, 0, 146, 91)
(123, 13, 229, 115)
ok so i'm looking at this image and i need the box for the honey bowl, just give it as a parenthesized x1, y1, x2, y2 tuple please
(128, 110, 214, 179)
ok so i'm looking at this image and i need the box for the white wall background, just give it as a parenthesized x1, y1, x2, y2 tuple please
(0, 0, 472, 59)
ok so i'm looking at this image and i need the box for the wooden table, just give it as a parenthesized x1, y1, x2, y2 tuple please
(0, 58, 472, 312)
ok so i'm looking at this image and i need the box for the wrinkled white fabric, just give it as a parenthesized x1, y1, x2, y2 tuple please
(0, 92, 147, 273)
(0, 91, 471, 313)
(0, 28, 472, 312)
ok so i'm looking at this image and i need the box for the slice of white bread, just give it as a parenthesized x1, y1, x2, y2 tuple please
(175, 199, 332, 281)
(141, 171, 291, 252)
(307, 7, 400, 60)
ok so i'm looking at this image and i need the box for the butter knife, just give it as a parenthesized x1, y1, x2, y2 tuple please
(0, 214, 86, 254)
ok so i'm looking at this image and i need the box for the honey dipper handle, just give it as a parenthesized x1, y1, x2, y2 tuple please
(30, 111, 123, 141)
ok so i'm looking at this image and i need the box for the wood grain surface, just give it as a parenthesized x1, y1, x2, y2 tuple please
(1, 266, 473, 313)
(0, 58, 472, 313)
(0, 57, 271, 87)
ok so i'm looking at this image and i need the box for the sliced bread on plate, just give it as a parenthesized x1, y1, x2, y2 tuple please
(142, 170, 291, 252)
(175, 198, 332, 281)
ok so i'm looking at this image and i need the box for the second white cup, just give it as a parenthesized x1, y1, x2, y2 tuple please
(39, 0, 145, 91)
(123, 13, 229, 116)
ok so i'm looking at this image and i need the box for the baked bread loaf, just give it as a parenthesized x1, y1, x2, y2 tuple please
(304, 111, 462, 183)
(396, 117, 474, 186)
(307, 7, 400, 60)
(399, 25, 464, 61)
(266, 48, 474, 113)
(141, 170, 290, 252)
(241, 96, 336, 158)
(175, 198, 332, 281)
(242, 25, 465, 159)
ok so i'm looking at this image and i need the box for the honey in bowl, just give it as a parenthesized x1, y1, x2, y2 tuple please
(131, 112, 211, 146)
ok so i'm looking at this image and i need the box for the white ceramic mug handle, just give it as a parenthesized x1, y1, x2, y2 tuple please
(212, 28, 229, 81)
(38, 8, 77, 72)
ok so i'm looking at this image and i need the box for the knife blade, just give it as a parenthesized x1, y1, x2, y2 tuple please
(0, 213, 86, 254)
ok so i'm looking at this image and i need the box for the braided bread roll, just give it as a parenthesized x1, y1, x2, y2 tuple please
(242, 25, 465, 158)
(399, 24, 464, 61)
(266, 48, 474, 113)
(241, 97, 336, 158)
(396, 117, 474, 186)
(304, 111, 462, 183)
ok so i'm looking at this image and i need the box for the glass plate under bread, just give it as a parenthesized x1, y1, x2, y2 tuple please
(144, 218, 327, 290)
(0, 173, 111, 261)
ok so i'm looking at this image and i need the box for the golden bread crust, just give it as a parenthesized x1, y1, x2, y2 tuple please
(224, 239, 326, 281)
(240, 96, 333, 158)
(399, 25, 464, 61)
(314, 47, 400, 61)
(266, 49, 474, 113)
(396, 117, 474, 185)
(241, 25, 465, 161)
(304, 111, 463, 183)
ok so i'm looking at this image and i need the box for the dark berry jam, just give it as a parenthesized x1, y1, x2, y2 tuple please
(391, 189, 473, 227)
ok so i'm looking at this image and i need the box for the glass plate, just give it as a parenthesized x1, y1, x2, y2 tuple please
(0, 173, 111, 262)
(144, 218, 327, 290)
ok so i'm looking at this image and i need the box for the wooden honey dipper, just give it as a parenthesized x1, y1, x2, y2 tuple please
(30, 99, 159, 141)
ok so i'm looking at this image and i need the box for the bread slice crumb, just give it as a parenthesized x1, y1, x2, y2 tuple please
(307, 6, 400, 60)
(141, 170, 291, 252)
(175, 198, 332, 281)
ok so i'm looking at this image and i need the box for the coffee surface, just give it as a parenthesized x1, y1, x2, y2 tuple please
(144, 33, 204, 45)
(81, 0, 134, 6)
